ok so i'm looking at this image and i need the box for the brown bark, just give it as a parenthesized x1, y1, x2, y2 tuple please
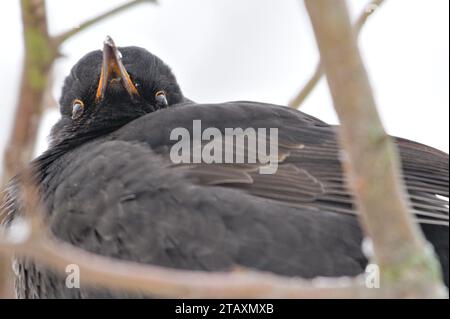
(0, 174, 445, 298)
(0, 0, 157, 298)
(2, 0, 55, 186)
(1, 0, 54, 298)
(304, 0, 445, 296)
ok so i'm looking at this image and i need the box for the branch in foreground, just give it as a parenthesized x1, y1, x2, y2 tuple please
(0, 173, 446, 298)
(288, 0, 386, 109)
(1, 217, 442, 299)
(304, 0, 445, 296)
(52, 0, 158, 47)
(0, 229, 365, 298)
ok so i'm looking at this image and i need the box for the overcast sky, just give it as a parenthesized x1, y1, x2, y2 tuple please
(0, 0, 448, 175)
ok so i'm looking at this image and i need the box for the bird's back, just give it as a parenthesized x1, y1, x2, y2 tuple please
(6, 102, 449, 298)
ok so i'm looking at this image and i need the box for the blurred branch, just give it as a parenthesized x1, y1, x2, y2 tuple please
(303, 0, 446, 297)
(289, 0, 386, 109)
(3, 0, 53, 187)
(2, 0, 158, 186)
(288, 63, 323, 109)
(52, 0, 158, 47)
(0, 255, 13, 297)
(0, 174, 444, 298)
(0, 0, 156, 299)
(0, 232, 366, 298)
(0, 0, 52, 297)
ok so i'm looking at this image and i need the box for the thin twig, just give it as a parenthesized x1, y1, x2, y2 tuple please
(289, 0, 386, 109)
(52, 0, 158, 47)
(288, 63, 323, 109)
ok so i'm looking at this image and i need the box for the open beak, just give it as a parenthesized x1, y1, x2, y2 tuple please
(95, 36, 139, 103)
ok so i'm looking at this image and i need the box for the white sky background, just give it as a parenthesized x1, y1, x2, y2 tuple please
(0, 0, 448, 175)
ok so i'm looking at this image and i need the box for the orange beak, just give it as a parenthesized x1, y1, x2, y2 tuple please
(95, 36, 139, 103)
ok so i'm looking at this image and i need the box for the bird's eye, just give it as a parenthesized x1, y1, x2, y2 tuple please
(71, 99, 85, 120)
(155, 90, 168, 108)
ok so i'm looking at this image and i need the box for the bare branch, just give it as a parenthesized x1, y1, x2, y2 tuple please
(0, 234, 366, 298)
(52, 0, 158, 47)
(3, 216, 446, 298)
(1, 0, 160, 297)
(0, 175, 363, 298)
(0, 173, 446, 298)
(0, 255, 13, 297)
(0, 0, 53, 297)
(303, 0, 446, 297)
(354, 0, 386, 34)
(288, 62, 323, 109)
(2, 217, 443, 298)
(289, 0, 386, 109)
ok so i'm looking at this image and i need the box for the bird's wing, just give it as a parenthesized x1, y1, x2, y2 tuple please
(113, 101, 449, 226)
(12, 138, 367, 297)
(5, 101, 448, 297)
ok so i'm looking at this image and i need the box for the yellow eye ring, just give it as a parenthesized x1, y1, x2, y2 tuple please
(155, 90, 166, 98)
(72, 99, 85, 120)
(155, 90, 168, 107)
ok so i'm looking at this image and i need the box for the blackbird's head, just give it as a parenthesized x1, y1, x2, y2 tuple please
(51, 36, 184, 145)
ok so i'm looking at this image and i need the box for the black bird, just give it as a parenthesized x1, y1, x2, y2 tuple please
(3, 37, 448, 298)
